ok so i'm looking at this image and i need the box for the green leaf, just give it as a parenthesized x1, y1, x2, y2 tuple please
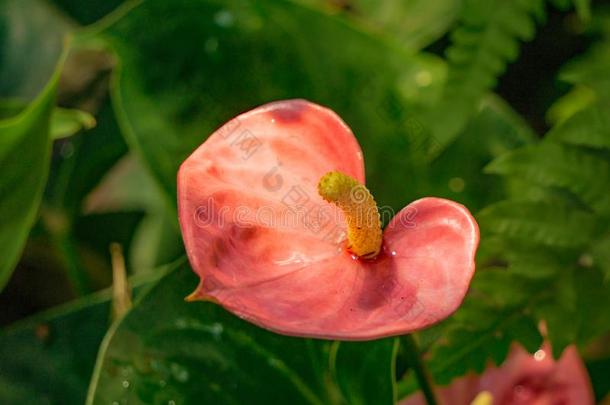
(559, 41, 610, 94)
(420, 0, 544, 151)
(425, 306, 542, 384)
(51, 0, 125, 25)
(0, 292, 111, 404)
(409, 260, 548, 386)
(547, 103, 610, 150)
(545, 85, 596, 126)
(505, 250, 563, 279)
(587, 356, 610, 402)
(572, 0, 591, 21)
(0, 100, 96, 139)
(535, 264, 610, 358)
(51, 107, 96, 139)
(0, 264, 167, 404)
(0, 47, 67, 291)
(0, 0, 73, 99)
(486, 141, 610, 213)
(535, 267, 579, 357)
(591, 234, 610, 281)
(572, 266, 610, 349)
(95, 0, 445, 212)
(477, 200, 596, 248)
(333, 339, 398, 405)
(87, 261, 396, 405)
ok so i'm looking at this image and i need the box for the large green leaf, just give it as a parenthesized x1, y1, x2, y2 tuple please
(0, 47, 66, 290)
(87, 261, 397, 405)
(95, 0, 445, 212)
(0, 0, 72, 99)
(333, 339, 398, 405)
(0, 265, 167, 404)
(0, 291, 111, 404)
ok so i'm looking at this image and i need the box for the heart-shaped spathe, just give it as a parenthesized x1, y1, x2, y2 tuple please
(178, 99, 479, 340)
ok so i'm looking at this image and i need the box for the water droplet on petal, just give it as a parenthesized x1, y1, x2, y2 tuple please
(534, 349, 546, 361)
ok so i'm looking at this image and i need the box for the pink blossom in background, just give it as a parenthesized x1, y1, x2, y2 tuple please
(400, 344, 594, 405)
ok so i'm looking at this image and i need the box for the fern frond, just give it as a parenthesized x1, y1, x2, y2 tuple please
(591, 234, 610, 281)
(545, 85, 596, 126)
(485, 141, 610, 213)
(446, 0, 544, 96)
(571, 0, 591, 20)
(426, 300, 542, 384)
(546, 103, 610, 151)
(414, 11, 610, 386)
(477, 200, 596, 248)
(423, 0, 545, 151)
(428, 308, 542, 384)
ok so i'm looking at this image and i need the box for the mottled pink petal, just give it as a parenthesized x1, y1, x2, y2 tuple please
(178, 99, 479, 339)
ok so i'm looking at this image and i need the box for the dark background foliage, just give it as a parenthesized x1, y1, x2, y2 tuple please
(1, 0, 609, 403)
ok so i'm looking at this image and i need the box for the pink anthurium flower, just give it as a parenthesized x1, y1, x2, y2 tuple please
(400, 343, 595, 405)
(178, 99, 479, 340)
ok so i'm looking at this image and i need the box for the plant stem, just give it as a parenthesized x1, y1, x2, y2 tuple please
(402, 334, 439, 405)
